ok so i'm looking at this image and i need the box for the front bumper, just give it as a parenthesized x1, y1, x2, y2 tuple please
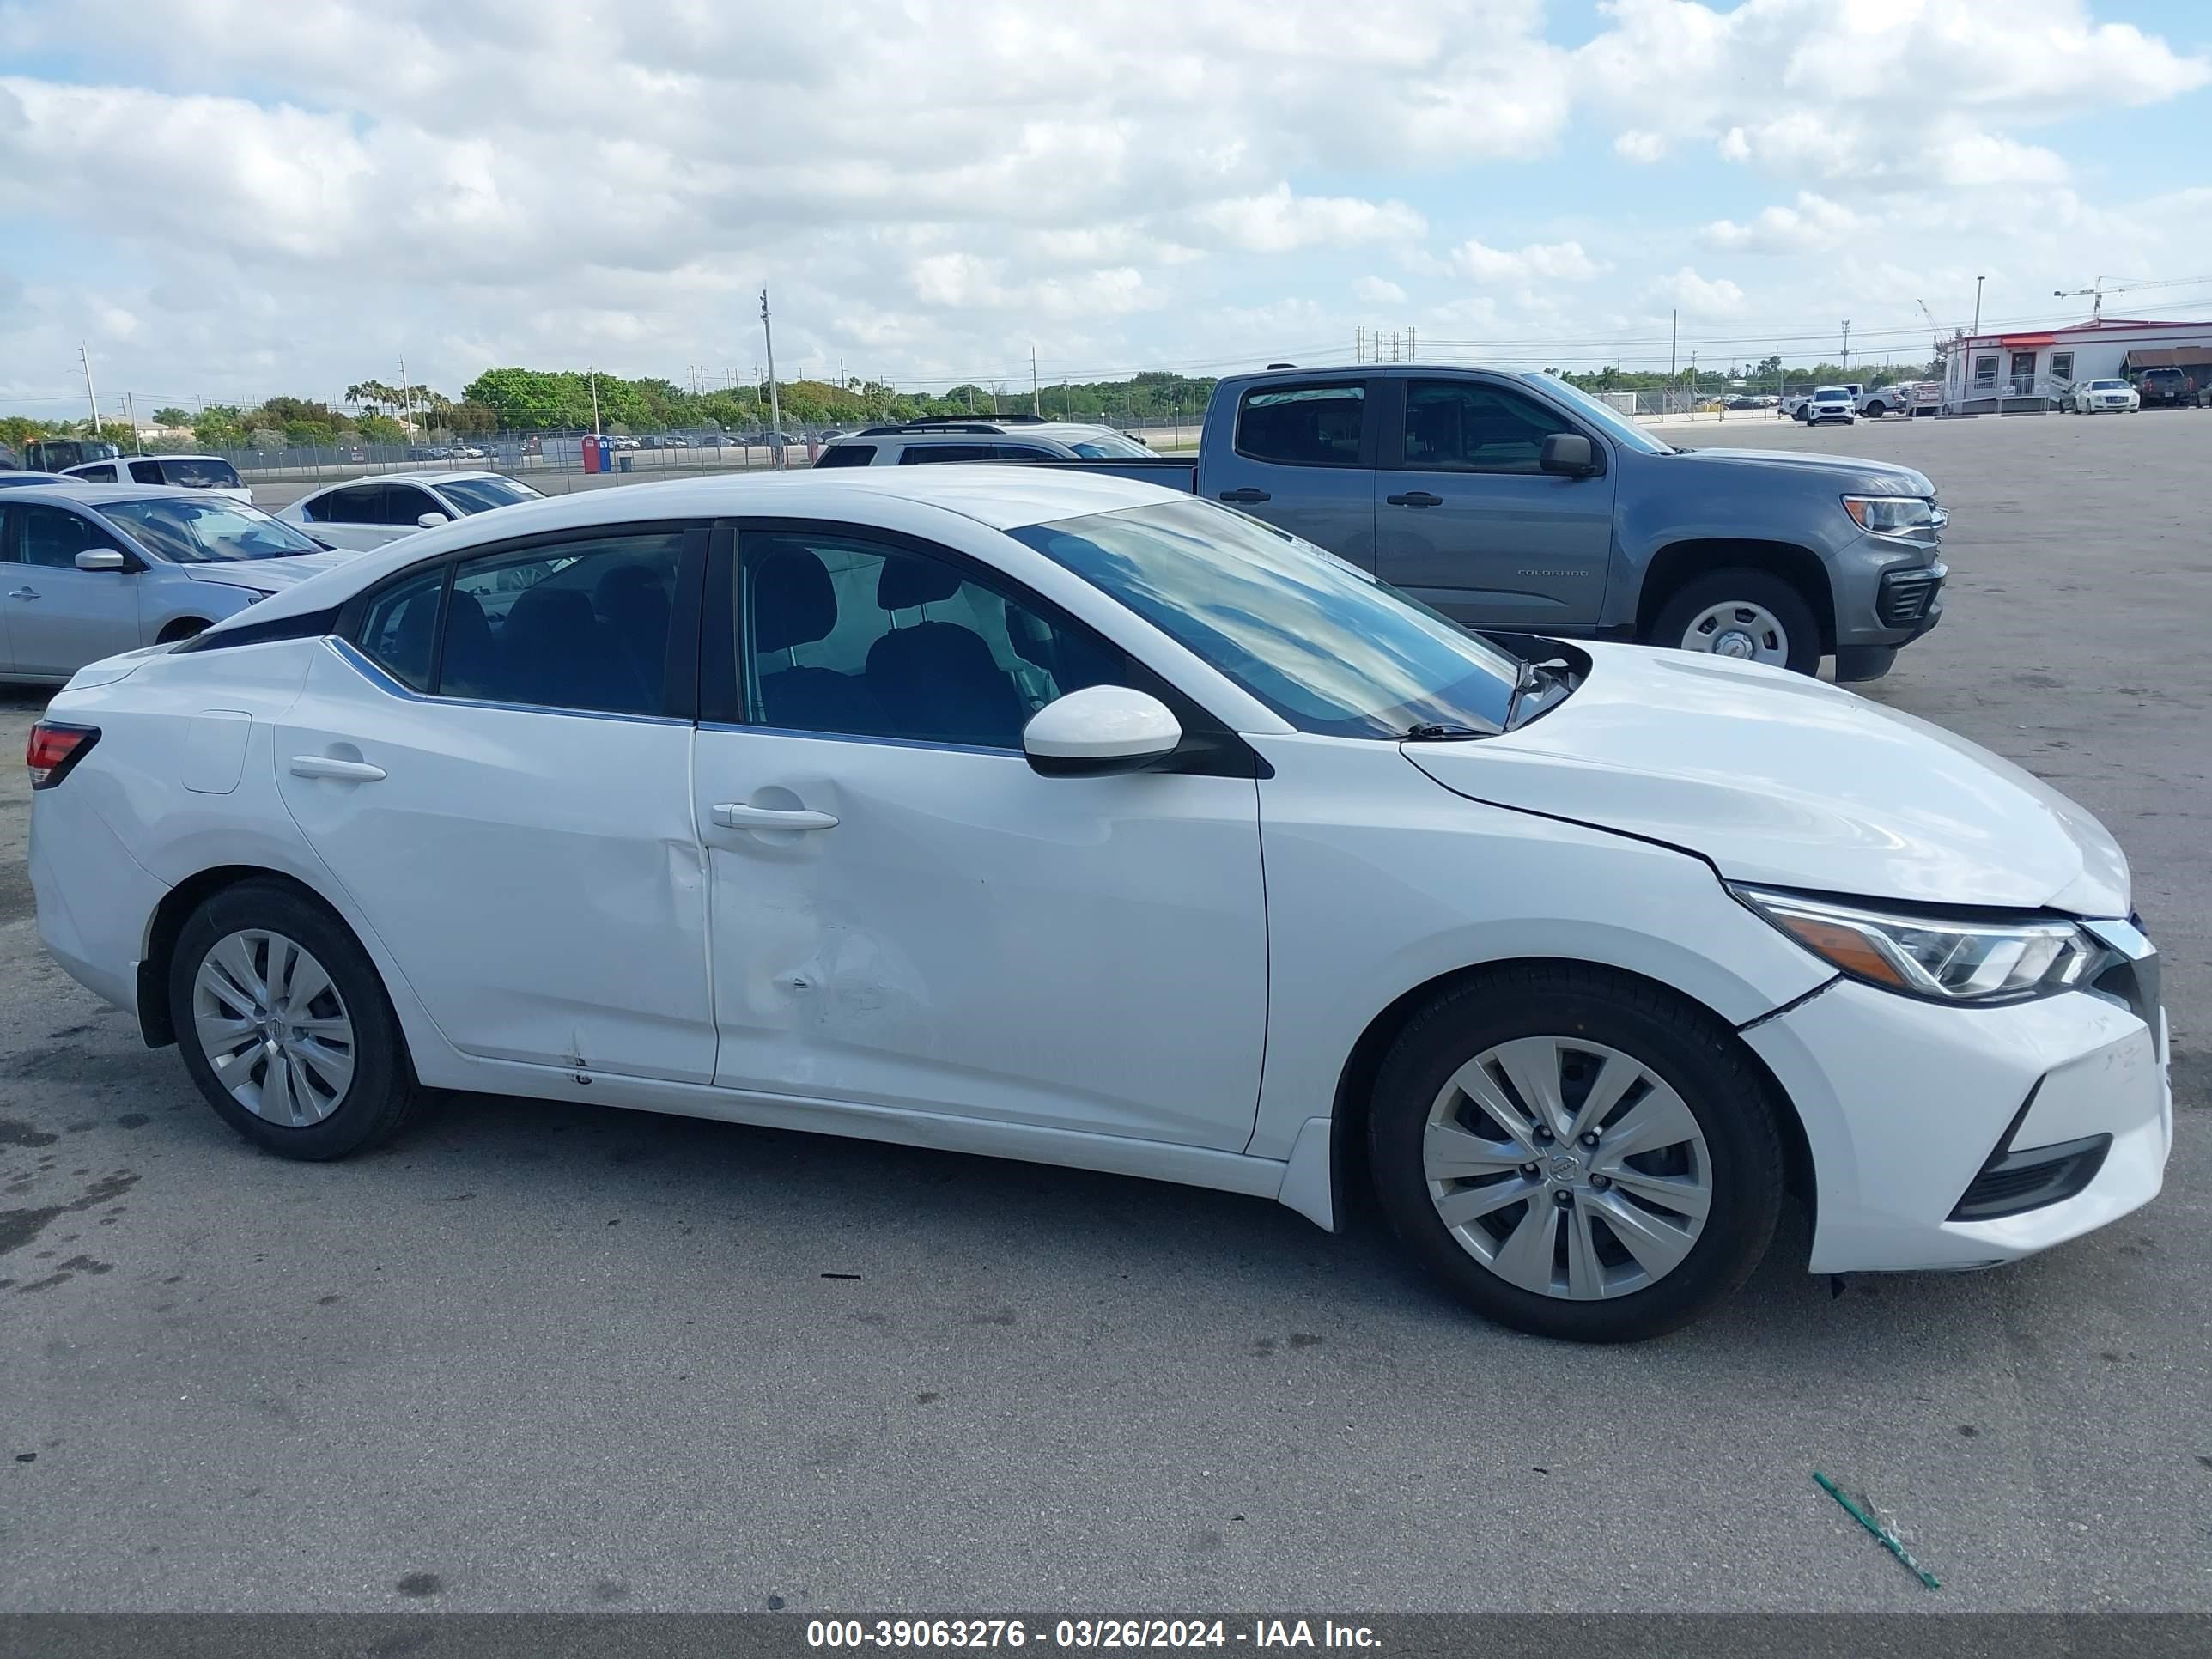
(1742, 961, 2171, 1274)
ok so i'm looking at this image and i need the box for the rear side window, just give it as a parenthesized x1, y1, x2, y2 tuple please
(71, 464, 118, 483)
(308, 484, 382, 524)
(811, 444, 876, 468)
(357, 566, 443, 691)
(440, 532, 687, 714)
(897, 443, 994, 465)
(1235, 383, 1366, 468)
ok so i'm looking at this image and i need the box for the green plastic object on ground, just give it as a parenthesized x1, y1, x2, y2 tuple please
(1814, 1469, 1942, 1589)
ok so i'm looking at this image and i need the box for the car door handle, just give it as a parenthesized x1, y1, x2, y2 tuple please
(1218, 487, 1271, 504)
(289, 755, 387, 782)
(6, 587, 38, 600)
(1386, 491, 1443, 507)
(713, 802, 839, 832)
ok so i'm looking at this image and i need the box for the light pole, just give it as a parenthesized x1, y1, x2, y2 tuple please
(1972, 276, 1984, 337)
(1841, 319, 1851, 374)
(760, 289, 783, 467)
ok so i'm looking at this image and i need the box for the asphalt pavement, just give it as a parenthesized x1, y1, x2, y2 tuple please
(3, 409, 2207, 1613)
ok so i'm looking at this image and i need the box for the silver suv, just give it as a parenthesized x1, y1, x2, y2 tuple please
(811, 416, 1153, 468)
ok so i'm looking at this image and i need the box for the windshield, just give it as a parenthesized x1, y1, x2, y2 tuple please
(1008, 498, 1523, 738)
(2089, 380, 2129, 390)
(99, 496, 324, 563)
(160, 458, 243, 489)
(434, 475, 544, 514)
(1518, 374, 1673, 455)
(1814, 387, 1850, 399)
(1069, 433, 1152, 459)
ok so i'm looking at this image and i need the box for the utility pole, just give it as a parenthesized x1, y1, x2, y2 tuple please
(589, 364, 600, 434)
(125, 392, 143, 453)
(1408, 325, 1416, 362)
(80, 341, 101, 434)
(1841, 319, 1851, 374)
(759, 289, 783, 465)
(1356, 324, 1365, 363)
(1030, 345, 1041, 417)
(1972, 276, 1984, 337)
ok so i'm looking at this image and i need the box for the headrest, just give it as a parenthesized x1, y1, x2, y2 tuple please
(751, 540, 837, 653)
(877, 553, 963, 612)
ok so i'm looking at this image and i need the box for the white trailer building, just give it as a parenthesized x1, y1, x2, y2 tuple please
(1939, 316, 2212, 413)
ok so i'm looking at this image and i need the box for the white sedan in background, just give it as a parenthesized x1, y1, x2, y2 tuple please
(60, 453, 255, 502)
(276, 471, 544, 551)
(2067, 379, 2141, 414)
(27, 470, 2168, 1341)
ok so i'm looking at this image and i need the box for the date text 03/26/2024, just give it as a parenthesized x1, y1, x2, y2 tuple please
(805, 1620, 1381, 1650)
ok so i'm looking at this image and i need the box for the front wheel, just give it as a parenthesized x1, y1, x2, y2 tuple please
(1367, 965, 1785, 1342)
(1649, 568, 1821, 675)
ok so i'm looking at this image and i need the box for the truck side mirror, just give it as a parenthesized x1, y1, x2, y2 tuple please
(1540, 433, 1598, 477)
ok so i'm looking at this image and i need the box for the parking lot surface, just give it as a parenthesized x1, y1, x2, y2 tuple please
(3, 410, 2207, 1613)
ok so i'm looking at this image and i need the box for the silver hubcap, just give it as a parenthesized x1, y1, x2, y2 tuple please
(1680, 601, 1790, 665)
(191, 930, 356, 1126)
(1424, 1037, 1711, 1301)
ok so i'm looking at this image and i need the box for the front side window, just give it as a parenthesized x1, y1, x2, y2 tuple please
(380, 484, 444, 526)
(1522, 374, 1673, 455)
(128, 459, 165, 484)
(11, 505, 126, 568)
(737, 531, 1131, 749)
(1235, 383, 1367, 468)
(439, 532, 686, 714)
(96, 498, 319, 563)
(1009, 497, 1522, 738)
(1401, 380, 1571, 474)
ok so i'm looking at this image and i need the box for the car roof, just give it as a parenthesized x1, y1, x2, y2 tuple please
(0, 481, 218, 505)
(64, 453, 231, 466)
(842, 422, 1122, 442)
(213, 466, 1191, 634)
(302, 470, 512, 492)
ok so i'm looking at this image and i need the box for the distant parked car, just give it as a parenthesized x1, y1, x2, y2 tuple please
(1803, 386, 1858, 426)
(1856, 386, 1905, 419)
(0, 483, 343, 681)
(60, 453, 254, 503)
(22, 438, 124, 472)
(2065, 379, 2141, 414)
(276, 471, 546, 552)
(0, 471, 62, 490)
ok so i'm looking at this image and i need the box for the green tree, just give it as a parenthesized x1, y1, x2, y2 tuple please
(151, 406, 191, 428)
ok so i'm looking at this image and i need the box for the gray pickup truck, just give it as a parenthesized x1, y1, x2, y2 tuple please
(1038, 364, 1947, 680)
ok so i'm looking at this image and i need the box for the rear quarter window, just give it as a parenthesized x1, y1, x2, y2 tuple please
(811, 444, 876, 468)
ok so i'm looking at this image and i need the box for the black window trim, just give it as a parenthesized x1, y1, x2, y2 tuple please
(700, 515, 1267, 779)
(1230, 376, 1378, 471)
(333, 518, 711, 721)
(1376, 374, 1606, 477)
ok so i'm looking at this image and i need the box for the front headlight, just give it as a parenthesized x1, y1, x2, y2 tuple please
(1843, 495, 1937, 533)
(1730, 885, 2100, 1003)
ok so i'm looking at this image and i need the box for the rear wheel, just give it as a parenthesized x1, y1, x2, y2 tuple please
(168, 880, 420, 1159)
(1650, 568, 1821, 675)
(1367, 965, 1785, 1342)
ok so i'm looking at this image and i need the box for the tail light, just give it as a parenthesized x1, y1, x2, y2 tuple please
(27, 721, 100, 789)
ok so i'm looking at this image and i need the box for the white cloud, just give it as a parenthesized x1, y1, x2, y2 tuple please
(1191, 185, 1425, 253)
(1451, 238, 1605, 283)
(1353, 276, 1407, 305)
(1702, 192, 1875, 254)
(1613, 130, 1667, 163)
(1649, 266, 1747, 318)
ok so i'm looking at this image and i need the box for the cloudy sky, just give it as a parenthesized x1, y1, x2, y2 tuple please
(3, 0, 2209, 415)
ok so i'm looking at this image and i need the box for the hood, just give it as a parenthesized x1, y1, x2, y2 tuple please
(179, 551, 352, 594)
(1405, 643, 2128, 916)
(1668, 447, 1934, 497)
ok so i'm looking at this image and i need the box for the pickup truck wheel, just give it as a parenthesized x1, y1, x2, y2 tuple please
(1650, 570, 1820, 675)
(1864, 401, 1886, 418)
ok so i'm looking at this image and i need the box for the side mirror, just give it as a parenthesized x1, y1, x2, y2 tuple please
(74, 549, 129, 572)
(416, 511, 450, 529)
(1023, 685, 1182, 777)
(1539, 433, 1598, 477)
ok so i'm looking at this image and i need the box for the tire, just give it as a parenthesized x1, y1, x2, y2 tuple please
(1367, 964, 1785, 1342)
(1648, 568, 1821, 675)
(168, 879, 421, 1159)
(1865, 402, 1885, 419)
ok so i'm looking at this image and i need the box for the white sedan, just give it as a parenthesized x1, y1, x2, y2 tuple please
(27, 470, 2169, 1341)
(276, 470, 544, 552)
(2067, 379, 2141, 413)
